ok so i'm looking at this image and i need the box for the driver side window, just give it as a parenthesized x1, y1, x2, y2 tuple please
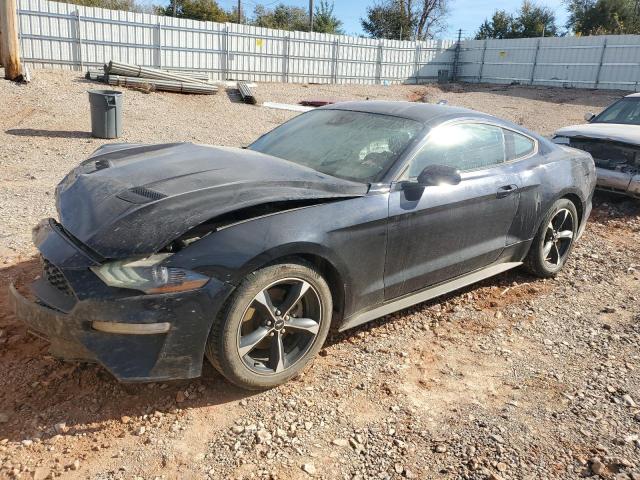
(404, 123, 506, 179)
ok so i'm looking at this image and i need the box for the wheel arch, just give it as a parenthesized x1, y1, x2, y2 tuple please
(238, 243, 350, 325)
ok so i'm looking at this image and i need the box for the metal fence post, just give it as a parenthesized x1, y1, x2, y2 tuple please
(375, 40, 383, 84)
(595, 37, 608, 88)
(332, 39, 340, 84)
(223, 26, 230, 81)
(156, 23, 162, 69)
(413, 43, 420, 84)
(530, 38, 541, 85)
(478, 39, 487, 83)
(451, 28, 462, 81)
(75, 10, 83, 70)
(282, 35, 290, 83)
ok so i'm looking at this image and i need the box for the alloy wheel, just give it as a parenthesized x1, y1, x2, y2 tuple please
(542, 208, 574, 267)
(236, 278, 322, 375)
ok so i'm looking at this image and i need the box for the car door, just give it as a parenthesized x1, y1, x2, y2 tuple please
(384, 121, 521, 301)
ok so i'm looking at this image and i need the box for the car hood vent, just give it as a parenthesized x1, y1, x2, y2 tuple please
(95, 159, 111, 170)
(117, 186, 167, 204)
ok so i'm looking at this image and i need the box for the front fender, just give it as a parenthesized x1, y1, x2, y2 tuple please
(166, 195, 390, 318)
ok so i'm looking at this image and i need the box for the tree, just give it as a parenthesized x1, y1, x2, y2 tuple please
(253, 4, 309, 31)
(313, 0, 343, 34)
(156, 0, 230, 22)
(516, 1, 558, 36)
(361, 1, 414, 39)
(54, 0, 144, 11)
(565, 0, 640, 34)
(476, 10, 516, 39)
(475, 0, 558, 39)
(361, 0, 449, 40)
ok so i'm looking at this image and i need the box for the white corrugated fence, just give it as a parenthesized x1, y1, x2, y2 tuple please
(15, 0, 640, 90)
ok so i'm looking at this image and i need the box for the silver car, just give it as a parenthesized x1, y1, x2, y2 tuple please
(552, 93, 640, 198)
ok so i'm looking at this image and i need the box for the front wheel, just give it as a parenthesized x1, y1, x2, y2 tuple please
(524, 198, 578, 278)
(205, 260, 332, 390)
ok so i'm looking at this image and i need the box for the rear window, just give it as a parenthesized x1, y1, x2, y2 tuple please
(504, 130, 535, 160)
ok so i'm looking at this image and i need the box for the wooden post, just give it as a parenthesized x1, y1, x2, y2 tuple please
(1, 0, 22, 80)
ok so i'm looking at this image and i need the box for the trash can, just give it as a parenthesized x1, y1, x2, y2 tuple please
(88, 89, 123, 139)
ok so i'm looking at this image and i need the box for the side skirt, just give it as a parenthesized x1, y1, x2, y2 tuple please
(338, 261, 522, 332)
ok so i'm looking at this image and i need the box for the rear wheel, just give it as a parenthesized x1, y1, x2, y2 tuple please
(524, 198, 578, 278)
(205, 261, 332, 390)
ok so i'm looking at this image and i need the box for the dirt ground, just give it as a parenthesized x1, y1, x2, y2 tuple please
(1, 69, 639, 480)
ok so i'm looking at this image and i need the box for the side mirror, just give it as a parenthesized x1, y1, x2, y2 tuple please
(584, 112, 596, 122)
(417, 164, 462, 187)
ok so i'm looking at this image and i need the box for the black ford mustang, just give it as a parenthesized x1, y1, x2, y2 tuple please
(11, 101, 596, 389)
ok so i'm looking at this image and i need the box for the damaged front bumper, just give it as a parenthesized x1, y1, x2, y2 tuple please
(10, 219, 234, 382)
(596, 167, 640, 198)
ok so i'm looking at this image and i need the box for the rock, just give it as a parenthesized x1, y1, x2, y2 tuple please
(21, 439, 33, 447)
(434, 444, 447, 453)
(0, 412, 8, 423)
(496, 462, 508, 472)
(231, 425, 244, 435)
(120, 415, 131, 424)
(332, 438, 348, 447)
(256, 429, 272, 444)
(54, 422, 68, 434)
(301, 463, 316, 476)
(622, 394, 637, 407)
(591, 459, 606, 476)
(33, 467, 50, 480)
(176, 391, 187, 403)
(71, 459, 80, 471)
(136, 426, 146, 436)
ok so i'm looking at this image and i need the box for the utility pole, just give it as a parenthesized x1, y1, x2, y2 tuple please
(238, 0, 242, 24)
(0, 0, 22, 80)
(309, 0, 313, 32)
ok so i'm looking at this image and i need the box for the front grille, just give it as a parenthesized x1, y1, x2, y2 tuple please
(42, 257, 74, 297)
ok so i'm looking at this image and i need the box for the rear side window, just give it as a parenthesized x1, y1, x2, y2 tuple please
(404, 123, 506, 177)
(504, 129, 535, 160)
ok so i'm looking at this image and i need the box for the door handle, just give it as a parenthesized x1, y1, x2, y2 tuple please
(496, 184, 519, 198)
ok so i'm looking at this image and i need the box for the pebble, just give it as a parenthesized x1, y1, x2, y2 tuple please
(622, 394, 637, 407)
(301, 463, 316, 476)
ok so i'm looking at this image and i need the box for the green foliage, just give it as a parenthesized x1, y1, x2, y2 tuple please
(476, 10, 516, 39)
(52, 0, 143, 11)
(156, 0, 230, 22)
(251, 1, 342, 34)
(566, 0, 640, 34)
(361, 0, 448, 40)
(475, 0, 558, 39)
(313, 0, 344, 34)
(253, 3, 309, 30)
(361, 1, 414, 39)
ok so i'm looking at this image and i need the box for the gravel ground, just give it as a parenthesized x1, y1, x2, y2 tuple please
(1, 69, 639, 480)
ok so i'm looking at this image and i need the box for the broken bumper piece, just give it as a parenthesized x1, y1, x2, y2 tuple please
(596, 167, 640, 198)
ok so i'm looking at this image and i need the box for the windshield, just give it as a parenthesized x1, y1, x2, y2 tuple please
(593, 97, 640, 125)
(248, 109, 423, 182)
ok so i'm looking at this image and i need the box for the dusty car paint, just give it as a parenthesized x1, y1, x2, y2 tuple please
(11, 101, 596, 382)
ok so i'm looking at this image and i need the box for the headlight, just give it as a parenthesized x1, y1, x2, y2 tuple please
(552, 136, 570, 145)
(91, 254, 209, 294)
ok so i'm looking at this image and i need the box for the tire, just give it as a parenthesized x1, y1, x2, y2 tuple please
(524, 198, 578, 278)
(205, 260, 332, 390)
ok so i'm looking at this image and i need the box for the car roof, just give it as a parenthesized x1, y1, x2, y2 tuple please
(318, 100, 482, 124)
(626, 93, 640, 98)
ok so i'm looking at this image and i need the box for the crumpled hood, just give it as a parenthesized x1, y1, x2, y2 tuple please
(55, 143, 367, 258)
(554, 123, 640, 146)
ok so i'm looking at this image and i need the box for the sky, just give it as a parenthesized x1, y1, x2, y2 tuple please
(143, 0, 571, 39)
